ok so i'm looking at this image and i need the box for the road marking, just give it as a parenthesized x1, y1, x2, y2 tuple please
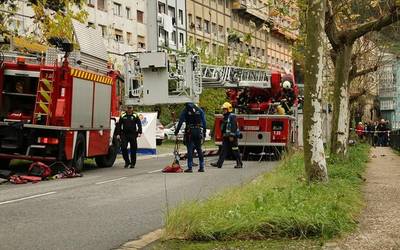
(148, 169, 163, 174)
(95, 177, 127, 185)
(0, 191, 56, 205)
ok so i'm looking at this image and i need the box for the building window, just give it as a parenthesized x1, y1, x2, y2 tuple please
(87, 0, 95, 7)
(126, 7, 131, 19)
(218, 25, 224, 39)
(178, 9, 184, 25)
(97, 0, 106, 11)
(87, 22, 95, 28)
(171, 31, 176, 45)
(168, 6, 176, 25)
(137, 10, 144, 23)
(218, 0, 223, 5)
(99, 24, 107, 37)
(113, 2, 121, 16)
(204, 20, 210, 33)
(225, 0, 230, 8)
(211, 22, 217, 36)
(115, 29, 123, 43)
(138, 35, 145, 49)
(158, 2, 165, 14)
(196, 17, 202, 31)
(179, 32, 184, 45)
(127, 32, 132, 45)
(212, 43, 217, 54)
(196, 39, 202, 49)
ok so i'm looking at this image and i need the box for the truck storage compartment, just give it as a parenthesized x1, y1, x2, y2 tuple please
(0, 75, 38, 122)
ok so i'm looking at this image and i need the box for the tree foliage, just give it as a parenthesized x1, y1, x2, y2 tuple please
(0, 0, 87, 43)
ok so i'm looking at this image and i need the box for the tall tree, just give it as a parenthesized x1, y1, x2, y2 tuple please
(326, 0, 400, 156)
(303, 0, 328, 182)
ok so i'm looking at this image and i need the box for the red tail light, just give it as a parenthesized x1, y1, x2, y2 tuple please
(38, 137, 59, 145)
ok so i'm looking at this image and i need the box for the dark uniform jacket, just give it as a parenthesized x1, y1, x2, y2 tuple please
(221, 112, 239, 138)
(116, 112, 142, 137)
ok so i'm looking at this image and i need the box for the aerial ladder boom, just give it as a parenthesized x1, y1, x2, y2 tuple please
(123, 51, 274, 106)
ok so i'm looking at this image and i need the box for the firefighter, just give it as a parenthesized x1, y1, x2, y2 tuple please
(175, 102, 206, 173)
(281, 80, 295, 114)
(116, 105, 142, 168)
(211, 102, 243, 169)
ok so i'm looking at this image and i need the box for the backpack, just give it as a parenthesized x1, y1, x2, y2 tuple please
(29, 162, 52, 178)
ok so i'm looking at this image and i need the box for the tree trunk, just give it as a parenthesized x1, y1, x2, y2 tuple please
(303, 0, 328, 182)
(330, 44, 353, 156)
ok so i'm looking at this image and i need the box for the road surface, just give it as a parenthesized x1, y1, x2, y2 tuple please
(0, 155, 277, 250)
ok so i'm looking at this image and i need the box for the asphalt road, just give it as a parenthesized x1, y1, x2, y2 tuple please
(0, 155, 278, 250)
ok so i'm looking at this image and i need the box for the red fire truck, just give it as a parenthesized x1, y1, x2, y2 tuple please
(0, 47, 122, 171)
(202, 65, 298, 158)
(124, 53, 298, 159)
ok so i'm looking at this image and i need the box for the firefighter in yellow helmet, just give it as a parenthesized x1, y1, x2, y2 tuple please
(211, 102, 243, 168)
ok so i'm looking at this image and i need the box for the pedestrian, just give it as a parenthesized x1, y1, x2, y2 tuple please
(116, 105, 142, 168)
(377, 119, 387, 147)
(175, 102, 206, 173)
(211, 102, 243, 169)
(373, 121, 379, 147)
(356, 122, 364, 140)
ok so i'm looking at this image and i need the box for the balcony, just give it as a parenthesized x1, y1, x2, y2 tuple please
(231, 0, 269, 25)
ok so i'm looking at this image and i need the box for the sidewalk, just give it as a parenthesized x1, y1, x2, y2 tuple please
(326, 147, 400, 249)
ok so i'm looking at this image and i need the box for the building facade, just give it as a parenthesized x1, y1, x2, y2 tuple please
(186, 0, 298, 72)
(378, 54, 400, 129)
(85, 0, 147, 69)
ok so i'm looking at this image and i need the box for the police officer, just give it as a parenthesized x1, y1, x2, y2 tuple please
(116, 105, 142, 168)
(175, 102, 206, 173)
(211, 102, 243, 168)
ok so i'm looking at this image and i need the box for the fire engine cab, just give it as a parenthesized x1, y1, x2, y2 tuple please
(0, 22, 122, 171)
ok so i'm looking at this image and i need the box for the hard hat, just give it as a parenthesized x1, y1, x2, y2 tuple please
(282, 80, 292, 90)
(277, 105, 285, 115)
(221, 102, 233, 112)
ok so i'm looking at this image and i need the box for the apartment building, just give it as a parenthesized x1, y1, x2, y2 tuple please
(186, 0, 298, 72)
(378, 54, 400, 129)
(153, 0, 187, 51)
(85, 0, 147, 69)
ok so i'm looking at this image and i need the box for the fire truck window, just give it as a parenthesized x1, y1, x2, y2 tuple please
(1, 75, 38, 120)
(272, 121, 284, 131)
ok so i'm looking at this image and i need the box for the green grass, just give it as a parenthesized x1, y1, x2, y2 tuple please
(152, 239, 323, 250)
(163, 144, 370, 242)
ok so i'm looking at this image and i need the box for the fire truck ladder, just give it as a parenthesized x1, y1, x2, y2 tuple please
(33, 68, 55, 125)
(201, 65, 271, 89)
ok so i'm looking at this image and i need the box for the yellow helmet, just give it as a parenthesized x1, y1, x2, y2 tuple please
(221, 102, 233, 112)
(277, 105, 285, 115)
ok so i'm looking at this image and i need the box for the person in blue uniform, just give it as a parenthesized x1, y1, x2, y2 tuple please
(116, 105, 142, 168)
(175, 102, 206, 173)
(211, 102, 243, 168)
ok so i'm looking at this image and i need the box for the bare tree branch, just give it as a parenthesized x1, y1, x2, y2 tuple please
(342, 7, 400, 43)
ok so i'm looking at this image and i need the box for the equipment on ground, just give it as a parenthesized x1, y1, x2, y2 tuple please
(0, 22, 122, 171)
(162, 112, 183, 173)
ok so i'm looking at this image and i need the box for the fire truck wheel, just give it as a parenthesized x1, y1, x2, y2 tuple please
(70, 134, 86, 172)
(95, 139, 119, 168)
(0, 159, 11, 170)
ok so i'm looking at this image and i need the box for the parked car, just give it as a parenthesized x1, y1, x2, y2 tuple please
(164, 122, 211, 141)
(156, 119, 165, 145)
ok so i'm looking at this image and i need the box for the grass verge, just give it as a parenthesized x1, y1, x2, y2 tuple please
(162, 144, 370, 243)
